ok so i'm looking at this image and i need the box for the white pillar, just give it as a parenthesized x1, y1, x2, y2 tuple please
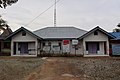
(11, 41, 13, 56)
(35, 41, 38, 56)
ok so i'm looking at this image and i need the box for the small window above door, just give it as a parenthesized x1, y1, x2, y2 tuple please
(94, 31, 98, 35)
(22, 31, 26, 36)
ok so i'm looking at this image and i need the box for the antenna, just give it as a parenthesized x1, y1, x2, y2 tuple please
(54, 0, 57, 27)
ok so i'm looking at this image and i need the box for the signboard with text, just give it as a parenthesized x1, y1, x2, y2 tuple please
(63, 40, 70, 53)
(72, 40, 78, 45)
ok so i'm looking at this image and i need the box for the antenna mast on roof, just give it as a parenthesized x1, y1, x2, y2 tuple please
(54, 0, 57, 27)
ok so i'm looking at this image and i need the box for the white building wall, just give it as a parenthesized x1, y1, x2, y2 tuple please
(83, 31, 109, 55)
(12, 32, 37, 42)
(70, 40, 83, 55)
(97, 42, 104, 55)
(42, 40, 83, 55)
(42, 41, 61, 53)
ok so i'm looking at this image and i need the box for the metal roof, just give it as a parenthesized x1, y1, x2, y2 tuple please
(33, 27, 87, 39)
(110, 32, 120, 40)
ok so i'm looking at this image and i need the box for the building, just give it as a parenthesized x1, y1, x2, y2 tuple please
(6, 26, 115, 57)
(0, 27, 12, 56)
(34, 27, 87, 56)
(6, 27, 42, 57)
(110, 32, 120, 56)
(78, 26, 115, 57)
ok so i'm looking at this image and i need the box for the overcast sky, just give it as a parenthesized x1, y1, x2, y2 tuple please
(0, 0, 120, 31)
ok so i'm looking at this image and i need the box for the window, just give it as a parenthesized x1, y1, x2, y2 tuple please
(94, 31, 98, 35)
(22, 31, 26, 36)
(59, 42, 61, 50)
(48, 42, 51, 46)
(43, 43, 45, 46)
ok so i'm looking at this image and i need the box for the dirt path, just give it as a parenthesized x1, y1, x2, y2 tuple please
(25, 57, 81, 80)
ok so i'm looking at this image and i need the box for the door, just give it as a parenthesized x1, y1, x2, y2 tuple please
(19, 42, 28, 54)
(87, 42, 98, 54)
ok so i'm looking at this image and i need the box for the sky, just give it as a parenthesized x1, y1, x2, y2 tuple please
(0, 0, 120, 32)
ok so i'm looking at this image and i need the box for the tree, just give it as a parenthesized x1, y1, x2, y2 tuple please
(0, 0, 18, 9)
(113, 23, 120, 32)
(0, 16, 9, 31)
(117, 23, 120, 27)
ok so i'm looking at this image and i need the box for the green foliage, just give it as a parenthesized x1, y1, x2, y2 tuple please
(0, 0, 18, 9)
(117, 23, 120, 27)
(0, 17, 9, 30)
(113, 28, 120, 32)
(113, 23, 120, 32)
(1, 49, 11, 53)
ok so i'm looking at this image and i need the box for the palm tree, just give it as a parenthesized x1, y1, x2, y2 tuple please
(0, 0, 18, 8)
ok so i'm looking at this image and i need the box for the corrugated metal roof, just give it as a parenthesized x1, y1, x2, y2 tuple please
(110, 32, 120, 40)
(33, 27, 87, 39)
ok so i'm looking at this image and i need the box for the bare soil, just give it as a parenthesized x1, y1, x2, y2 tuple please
(0, 57, 120, 80)
(26, 57, 81, 80)
(26, 57, 120, 80)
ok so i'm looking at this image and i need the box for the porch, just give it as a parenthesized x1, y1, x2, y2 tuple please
(12, 42, 37, 56)
(84, 41, 108, 56)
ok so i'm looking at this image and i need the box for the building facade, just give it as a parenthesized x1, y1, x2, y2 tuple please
(6, 26, 115, 57)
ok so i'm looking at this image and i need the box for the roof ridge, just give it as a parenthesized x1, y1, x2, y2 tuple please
(33, 26, 87, 32)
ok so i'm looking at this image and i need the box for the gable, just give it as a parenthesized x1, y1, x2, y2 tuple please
(5, 27, 42, 40)
(78, 26, 115, 40)
(12, 30, 37, 41)
(83, 30, 108, 41)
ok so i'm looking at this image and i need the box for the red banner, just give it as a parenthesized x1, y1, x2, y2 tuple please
(63, 40, 70, 45)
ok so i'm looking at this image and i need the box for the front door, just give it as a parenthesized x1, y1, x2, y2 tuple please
(87, 42, 98, 54)
(20, 42, 28, 54)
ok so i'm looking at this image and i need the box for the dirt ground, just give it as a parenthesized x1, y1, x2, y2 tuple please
(0, 57, 120, 80)
(26, 57, 80, 80)
(25, 57, 120, 80)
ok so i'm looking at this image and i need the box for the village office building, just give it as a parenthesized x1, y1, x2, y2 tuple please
(5, 26, 116, 57)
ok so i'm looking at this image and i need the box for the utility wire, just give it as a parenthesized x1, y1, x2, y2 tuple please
(25, 0, 61, 26)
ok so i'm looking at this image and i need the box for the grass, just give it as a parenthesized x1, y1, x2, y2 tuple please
(0, 57, 44, 80)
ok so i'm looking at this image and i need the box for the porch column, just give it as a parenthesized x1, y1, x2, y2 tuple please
(35, 41, 38, 56)
(106, 41, 109, 55)
(83, 40, 86, 55)
(11, 41, 13, 56)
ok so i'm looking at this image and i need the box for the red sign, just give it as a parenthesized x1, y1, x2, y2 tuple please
(63, 40, 70, 45)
